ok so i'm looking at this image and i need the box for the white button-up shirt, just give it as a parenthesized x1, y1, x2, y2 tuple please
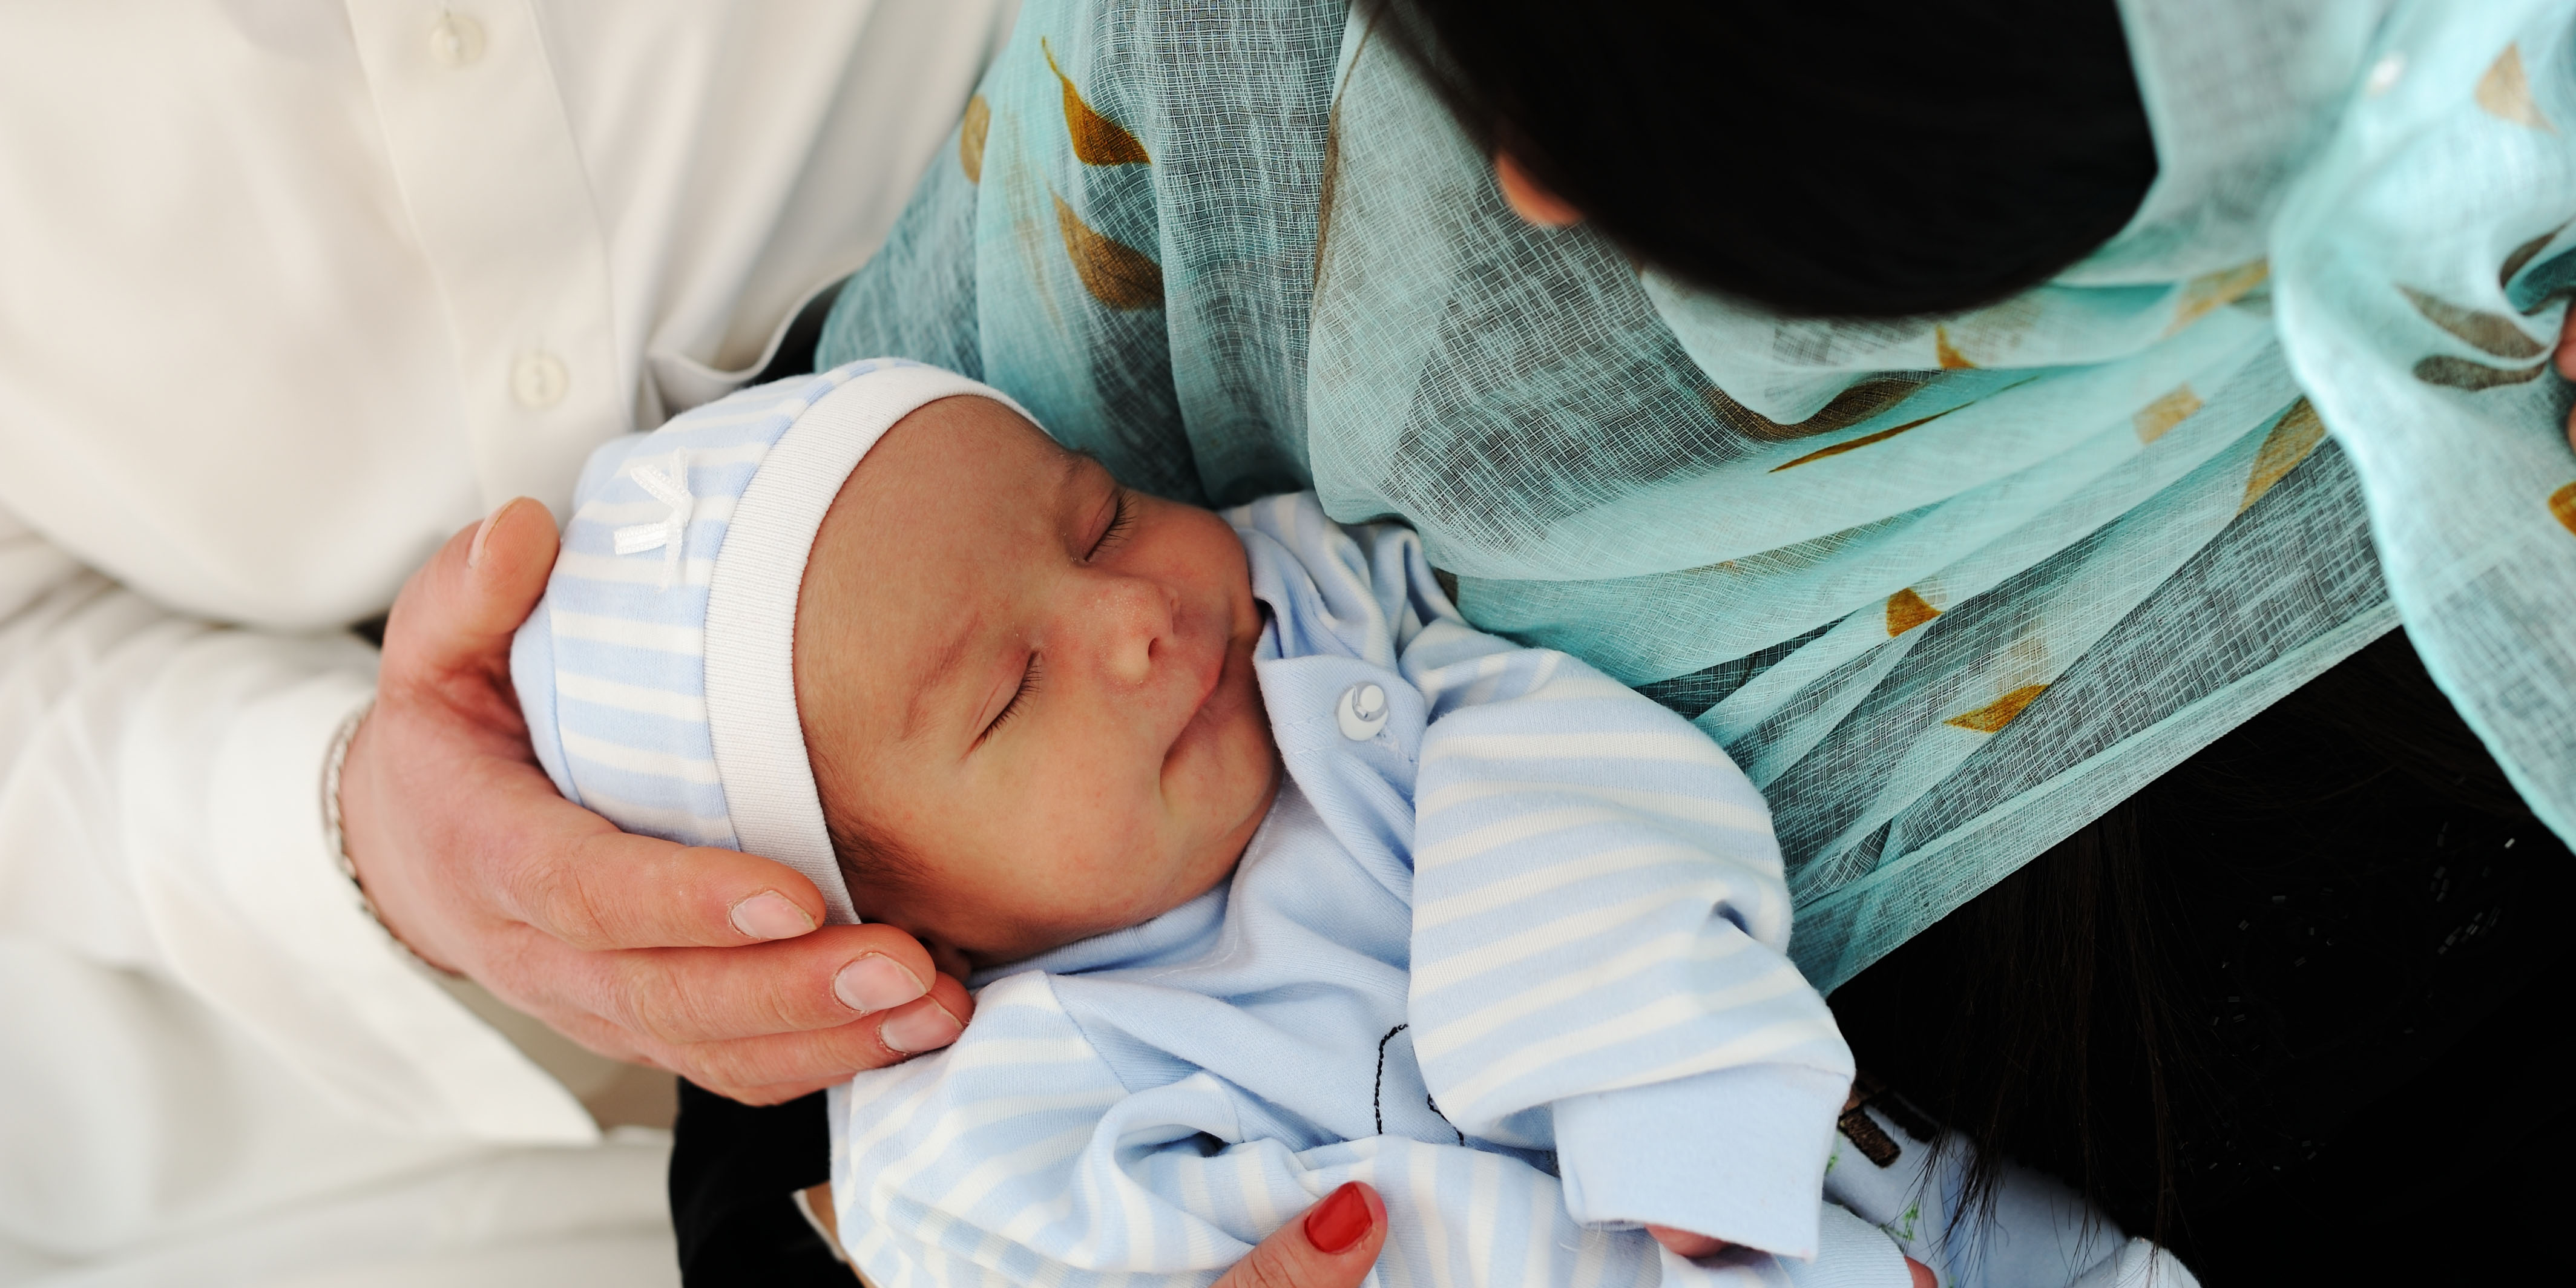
(0, 2, 1013, 1279)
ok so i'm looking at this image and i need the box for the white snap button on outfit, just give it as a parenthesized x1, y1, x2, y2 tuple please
(1336, 682, 1388, 741)
(429, 13, 487, 68)
(511, 350, 569, 408)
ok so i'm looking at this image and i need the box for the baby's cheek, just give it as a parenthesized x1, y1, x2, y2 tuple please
(1001, 806, 1165, 921)
(1078, 824, 1188, 916)
(968, 737, 1203, 941)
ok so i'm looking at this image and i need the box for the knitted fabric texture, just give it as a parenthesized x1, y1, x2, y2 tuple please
(510, 358, 1033, 924)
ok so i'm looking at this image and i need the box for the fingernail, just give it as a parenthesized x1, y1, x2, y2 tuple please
(729, 891, 815, 941)
(877, 1000, 963, 1053)
(835, 954, 928, 1013)
(467, 499, 515, 570)
(1304, 1182, 1372, 1254)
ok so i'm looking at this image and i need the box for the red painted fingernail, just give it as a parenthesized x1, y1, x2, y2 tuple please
(1303, 1182, 1372, 1255)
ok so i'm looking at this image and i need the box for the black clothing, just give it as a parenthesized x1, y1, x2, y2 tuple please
(668, 1080, 844, 1286)
(1832, 629, 2576, 1283)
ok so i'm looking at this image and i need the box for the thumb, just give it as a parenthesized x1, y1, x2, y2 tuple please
(383, 497, 558, 681)
(1214, 1183, 1386, 1288)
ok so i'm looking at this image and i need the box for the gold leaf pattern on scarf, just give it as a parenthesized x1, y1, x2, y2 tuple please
(2500, 223, 2569, 289)
(1885, 588, 1942, 636)
(1701, 376, 1928, 442)
(1945, 684, 2048, 734)
(1043, 38, 1151, 165)
(1313, 21, 1378, 298)
(2552, 482, 2576, 536)
(2477, 45, 2555, 131)
(1054, 192, 1163, 309)
(2240, 399, 2327, 514)
(1313, 99, 1345, 294)
(2167, 260, 2269, 335)
(2132, 384, 2202, 444)
(2400, 286, 2545, 358)
(1934, 326, 1975, 369)
(2413, 355, 2548, 389)
(1767, 406, 1960, 472)
(959, 95, 991, 183)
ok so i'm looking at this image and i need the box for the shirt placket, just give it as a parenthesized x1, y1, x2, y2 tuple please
(344, 1, 626, 518)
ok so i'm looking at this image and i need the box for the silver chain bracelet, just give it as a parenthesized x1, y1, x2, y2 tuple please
(321, 701, 394, 933)
(324, 702, 461, 976)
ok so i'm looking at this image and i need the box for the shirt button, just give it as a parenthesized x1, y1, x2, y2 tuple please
(1336, 682, 1388, 741)
(429, 13, 487, 68)
(511, 352, 569, 409)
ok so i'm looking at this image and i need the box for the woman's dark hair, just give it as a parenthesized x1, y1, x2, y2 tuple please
(1364, 0, 2160, 318)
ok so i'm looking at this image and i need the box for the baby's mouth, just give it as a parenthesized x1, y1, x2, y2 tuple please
(1162, 631, 1241, 766)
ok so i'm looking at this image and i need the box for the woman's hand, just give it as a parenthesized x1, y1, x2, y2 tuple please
(806, 1180, 1386, 1287)
(335, 499, 970, 1104)
(1212, 1183, 1390, 1288)
(2559, 307, 2576, 450)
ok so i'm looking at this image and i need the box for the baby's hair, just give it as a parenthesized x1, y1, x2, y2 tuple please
(824, 801, 925, 911)
(797, 662, 927, 910)
(807, 728, 925, 908)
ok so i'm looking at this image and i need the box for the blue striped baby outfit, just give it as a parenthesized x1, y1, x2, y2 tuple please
(828, 493, 1884, 1288)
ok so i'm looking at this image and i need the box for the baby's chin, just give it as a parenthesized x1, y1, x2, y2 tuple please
(965, 824, 1258, 968)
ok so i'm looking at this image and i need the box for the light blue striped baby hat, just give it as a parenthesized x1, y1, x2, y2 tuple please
(511, 358, 1036, 925)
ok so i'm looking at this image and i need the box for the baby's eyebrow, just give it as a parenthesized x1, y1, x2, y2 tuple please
(1059, 448, 1096, 501)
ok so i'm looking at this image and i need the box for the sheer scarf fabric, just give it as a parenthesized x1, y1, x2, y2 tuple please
(821, 0, 2575, 987)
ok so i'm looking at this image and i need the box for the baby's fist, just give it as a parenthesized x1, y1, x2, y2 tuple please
(1645, 1226, 1727, 1259)
(1648, 1226, 1933, 1288)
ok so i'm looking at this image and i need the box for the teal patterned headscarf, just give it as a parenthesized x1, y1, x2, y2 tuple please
(822, 0, 2576, 988)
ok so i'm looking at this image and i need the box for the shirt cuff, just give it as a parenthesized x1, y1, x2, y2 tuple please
(190, 662, 595, 1143)
(1554, 1063, 1848, 1258)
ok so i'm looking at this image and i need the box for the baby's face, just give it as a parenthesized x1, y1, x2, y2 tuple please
(794, 396, 1276, 971)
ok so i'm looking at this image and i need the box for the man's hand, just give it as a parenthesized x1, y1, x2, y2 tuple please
(337, 499, 970, 1104)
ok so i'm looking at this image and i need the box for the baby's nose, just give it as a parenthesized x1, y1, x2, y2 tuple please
(1097, 578, 1175, 685)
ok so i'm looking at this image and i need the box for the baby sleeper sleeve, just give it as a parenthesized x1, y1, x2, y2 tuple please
(1397, 550, 1856, 1260)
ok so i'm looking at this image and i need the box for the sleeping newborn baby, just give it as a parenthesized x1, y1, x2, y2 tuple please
(513, 359, 2183, 1288)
